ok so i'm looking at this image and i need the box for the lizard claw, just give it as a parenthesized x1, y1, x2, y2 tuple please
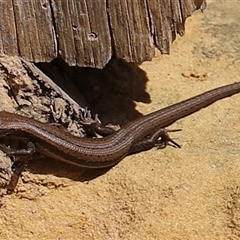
(156, 129, 181, 149)
(79, 107, 101, 126)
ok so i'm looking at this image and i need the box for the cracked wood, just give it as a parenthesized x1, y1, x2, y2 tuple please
(0, 0, 206, 68)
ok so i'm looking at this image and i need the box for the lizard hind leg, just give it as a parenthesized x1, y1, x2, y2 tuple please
(129, 128, 181, 155)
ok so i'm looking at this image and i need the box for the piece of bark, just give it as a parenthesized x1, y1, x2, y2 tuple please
(0, 55, 88, 136)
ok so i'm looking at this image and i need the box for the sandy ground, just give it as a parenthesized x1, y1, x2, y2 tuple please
(0, 1, 240, 239)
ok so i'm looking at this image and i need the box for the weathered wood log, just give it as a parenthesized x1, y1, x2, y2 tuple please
(0, 0, 206, 68)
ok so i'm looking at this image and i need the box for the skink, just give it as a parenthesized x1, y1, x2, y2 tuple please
(0, 81, 240, 168)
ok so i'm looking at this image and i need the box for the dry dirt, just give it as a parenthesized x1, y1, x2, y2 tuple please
(0, 1, 240, 239)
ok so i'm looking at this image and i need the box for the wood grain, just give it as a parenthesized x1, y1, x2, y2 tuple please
(0, 0, 206, 68)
